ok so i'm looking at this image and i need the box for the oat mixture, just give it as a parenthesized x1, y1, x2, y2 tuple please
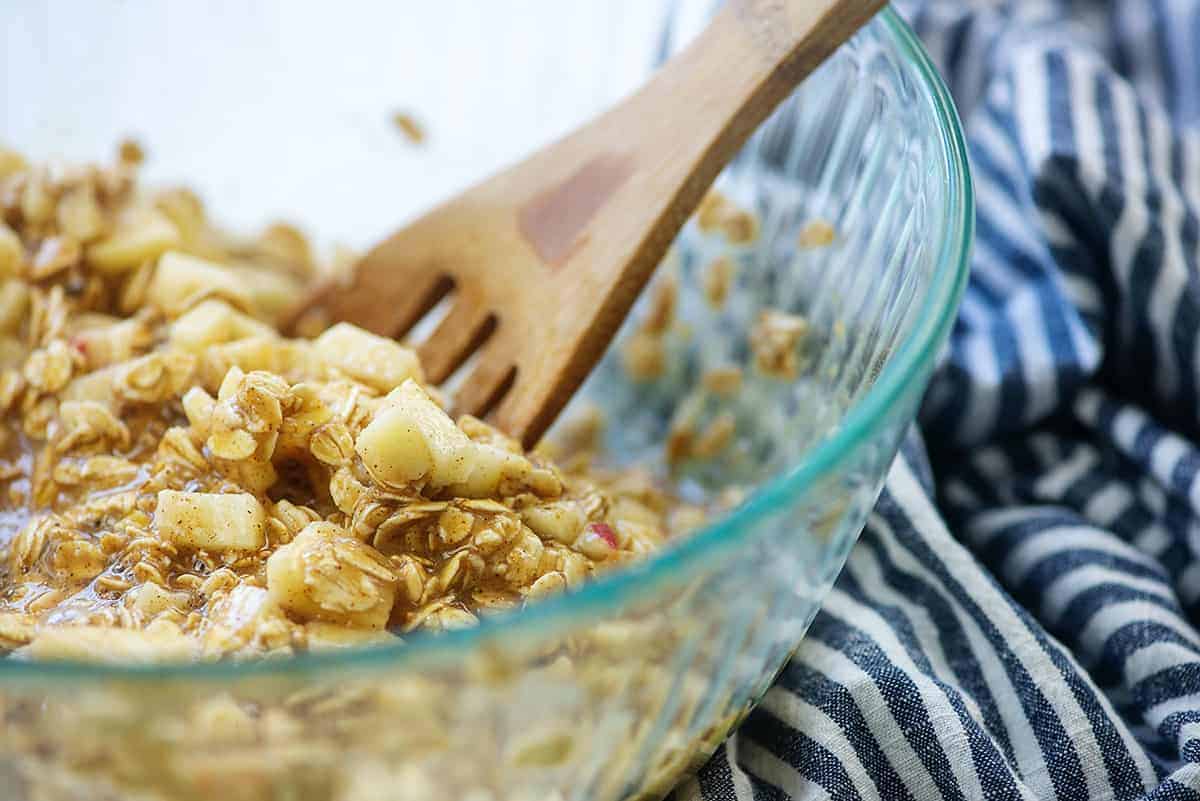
(0, 146, 694, 662)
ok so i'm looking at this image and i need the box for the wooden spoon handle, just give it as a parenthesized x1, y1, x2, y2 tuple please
(491, 0, 885, 441)
(608, 0, 886, 161)
(508, 0, 886, 205)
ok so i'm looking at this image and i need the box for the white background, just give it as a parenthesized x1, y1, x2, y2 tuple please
(2, 1, 714, 250)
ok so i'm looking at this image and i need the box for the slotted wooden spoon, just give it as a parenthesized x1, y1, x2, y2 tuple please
(290, 0, 885, 447)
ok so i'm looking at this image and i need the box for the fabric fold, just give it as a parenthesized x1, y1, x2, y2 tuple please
(678, 2, 1200, 798)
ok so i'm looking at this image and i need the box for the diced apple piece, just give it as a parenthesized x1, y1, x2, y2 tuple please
(21, 624, 196, 663)
(574, 522, 619, 560)
(305, 622, 398, 651)
(57, 184, 105, 242)
(314, 322, 424, 392)
(155, 490, 266, 551)
(128, 582, 188, 618)
(0, 337, 25, 369)
(61, 351, 195, 407)
(61, 365, 118, 406)
(359, 380, 531, 495)
(68, 316, 152, 369)
(212, 338, 292, 374)
(520, 502, 585, 545)
(169, 299, 275, 353)
(181, 386, 216, 437)
(239, 266, 302, 324)
(86, 207, 180, 274)
(266, 522, 397, 630)
(202, 583, 272, 655)
(355, 405, 433, 487)
(446, 444, 532, 499)
(0, 224, 23, 278)
(154, 188, 206, 244)
(0, 280, 28, 334)
(199, 337, 313, 391)
(357, 379, 474, 488)
(146, 251, 250, 314)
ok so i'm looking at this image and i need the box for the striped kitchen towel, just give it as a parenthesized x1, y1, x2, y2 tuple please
(675, 1, 1200, 799)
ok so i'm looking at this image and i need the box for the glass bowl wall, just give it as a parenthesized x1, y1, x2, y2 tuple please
(0, 3, 971, 800)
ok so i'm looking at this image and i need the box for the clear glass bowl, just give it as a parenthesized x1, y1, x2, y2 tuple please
(0, 3, 972, 800)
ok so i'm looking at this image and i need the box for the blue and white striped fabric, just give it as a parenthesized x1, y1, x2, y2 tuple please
(675, 2, 1200, 798)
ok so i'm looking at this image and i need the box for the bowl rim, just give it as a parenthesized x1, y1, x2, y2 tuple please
(0, 6, 973, 683)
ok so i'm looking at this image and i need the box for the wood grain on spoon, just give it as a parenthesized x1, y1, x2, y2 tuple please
(291, 0, 886, 448)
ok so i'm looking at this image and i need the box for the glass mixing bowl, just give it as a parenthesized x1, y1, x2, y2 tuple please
(0, 2, 971, 799)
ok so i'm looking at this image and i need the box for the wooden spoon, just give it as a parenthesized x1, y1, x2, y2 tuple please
(290, 0, 885, 448)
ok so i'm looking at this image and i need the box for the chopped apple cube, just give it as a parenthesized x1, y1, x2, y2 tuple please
(61, 351, 195, 407)
(0, 224, 22, 278)
(199, 337, 313, 391)
(86, 207, 180, 274)
(355, 404, 435, 487)
(357, 379, 473, 488)
(266, 522, 397, 630)
(0, 337, 25, 369)
(169, 299, 275, 353)
(181, 386, 216, 436)
(67, 316, 150, 369)
(202, 584, 272, 655)
(146, 251, 250, 314)
(61, 366, 118, 406)
(239, 266, 302, 324)
(520, 502, 585, 545)
(358, 380, 532, 495)
(22, 624, 196, 663)
(0, 281, 29, 335)
(305, 622, 398, 651)
(155, 490, 266, 551)
(154, 188, 207, 245)
(128, 582, 188, 618)
(57, 184, 105, 242)
(446, 444, 531, 499)
(314, 322, 423, 392)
